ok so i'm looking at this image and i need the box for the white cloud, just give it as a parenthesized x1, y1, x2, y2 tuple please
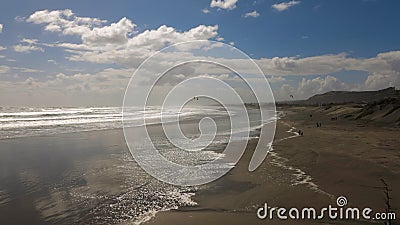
(26, 10, 392, 85)
(202, 8, 211, 14)
(244, 10, 260, 18)
(21, 38, 39, 45)
(61, 24, 219, 65)
(299, 75, 349, 96)
(13, 44, 44, 53)
(272, 1, 301, 12)
(0, 46, 6, 51)
(274, 75, 350, 100)
(27, 9, 107, 35)
(270, 50, 400, 100)
(266, 76, 285, 83)
(194, 51, 397, 98)
(3, 49, 400, 105)
(0, 67, 133, 106)
(19, 9, 400, 104)
(0, 65, 10, 73)
(364, 71, 400, 90)
(13, 67, 43, 73)
(81, 17, 135, 45)
(27, 9, 220, 66)
(252, 52, 381, 76)
(0, 24, 3, 33)
(13, 39, 44, 53)
(14, 16, 25, 22)
(210, 0, 238, 10)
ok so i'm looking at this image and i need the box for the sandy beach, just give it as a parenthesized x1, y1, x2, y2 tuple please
(0, 106, 399, 225)
(144, 105, 400, 225)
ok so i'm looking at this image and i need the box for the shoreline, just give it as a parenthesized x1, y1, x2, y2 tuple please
(144, 106, 400, 225)
(143, 120, 331, 225)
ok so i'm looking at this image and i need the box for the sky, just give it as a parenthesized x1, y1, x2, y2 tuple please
(0, 0, 399, 106)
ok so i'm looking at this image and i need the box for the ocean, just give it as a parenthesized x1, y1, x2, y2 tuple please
(0, 106, 266, 139)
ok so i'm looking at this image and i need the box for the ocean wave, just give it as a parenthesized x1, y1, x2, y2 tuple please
(0, 106, 230, 139)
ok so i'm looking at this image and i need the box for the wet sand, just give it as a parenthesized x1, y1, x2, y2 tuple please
(145, 106, 400, 225)
(0, 129, 140, 225)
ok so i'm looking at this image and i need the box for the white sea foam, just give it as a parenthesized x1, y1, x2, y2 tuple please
(270, 123, 334, 199)
(0, 106, 229, 139)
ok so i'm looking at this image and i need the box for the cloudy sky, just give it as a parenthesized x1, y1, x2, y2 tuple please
(0, 0, 399, 106)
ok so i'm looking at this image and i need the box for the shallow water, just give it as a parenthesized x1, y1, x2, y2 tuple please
(0, 106, 269, 224)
